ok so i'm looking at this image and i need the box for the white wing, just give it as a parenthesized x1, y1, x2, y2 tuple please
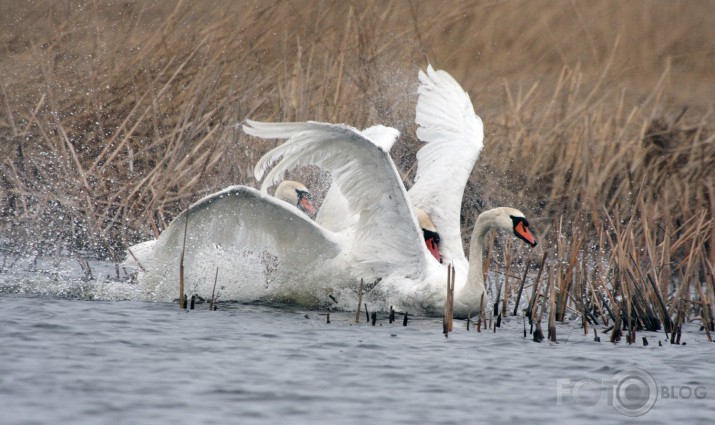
(128, 186, 341, 298)
(315, 183, 356, 233)
(409, 64, 484, 265)
(244, 120, 432, 281)
(314, 124, 399, 234)
(361, 125, 400, 151)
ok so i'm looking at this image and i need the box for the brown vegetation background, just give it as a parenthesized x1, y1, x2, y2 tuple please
(0, 0, 713, 306)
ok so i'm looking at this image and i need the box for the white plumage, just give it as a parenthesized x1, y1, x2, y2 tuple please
(127, 65, 537, 316)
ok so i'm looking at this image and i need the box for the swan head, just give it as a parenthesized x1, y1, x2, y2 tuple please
(416, 208, 441, 263)
(480, 207, 537, 247)
(275, 181, 317, 216)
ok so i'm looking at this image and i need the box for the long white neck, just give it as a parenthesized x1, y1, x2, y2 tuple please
(456, 210, 500, 315)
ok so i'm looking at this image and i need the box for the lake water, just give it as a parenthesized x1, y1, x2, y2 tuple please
(1, 259, 713, 424)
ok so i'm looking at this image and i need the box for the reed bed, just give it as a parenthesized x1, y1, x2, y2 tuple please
(0, 1, 713, 335)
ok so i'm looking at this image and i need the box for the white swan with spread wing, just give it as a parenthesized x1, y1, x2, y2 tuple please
(128, 65, 537, 316)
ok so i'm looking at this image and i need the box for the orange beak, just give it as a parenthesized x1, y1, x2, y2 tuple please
(299, 197, 317, 215)
(515, 221, 537, 247)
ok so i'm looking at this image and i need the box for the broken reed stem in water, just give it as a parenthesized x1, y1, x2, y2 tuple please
(557, 232, 583, 322)
(450, 264, 455, 330)
(624, 280, 633, 345)
(701, 256, 715, 332)
(444, 263, 450, 334)
(580, 255, 588, 334)
(444, 263, 455, 334)
(513, 258, 531, 316)
(610, 295, 623, 343)
(355, 278, 363, 323)
(478, 293, 484, 332)
(527, 251, 549, 324)
(208, 267, 219, 311)
(534, 266, 551, 342)
(694, 280, 713, 342)
(179, 209, 189, 309)
(548, 265, 557, 342)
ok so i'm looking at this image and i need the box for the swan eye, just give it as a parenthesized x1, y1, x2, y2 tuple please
(510, 215, 537, 247)
(509, 215, 529, 228)
(296, 190, 312, 201)
(422, 228, 440, 243)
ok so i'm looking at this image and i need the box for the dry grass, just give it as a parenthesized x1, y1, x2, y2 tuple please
(0, 1, 713, 327)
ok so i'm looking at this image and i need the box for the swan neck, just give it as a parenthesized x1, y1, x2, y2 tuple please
(467, 215, 491, 287)
(460, 211, 502, 312)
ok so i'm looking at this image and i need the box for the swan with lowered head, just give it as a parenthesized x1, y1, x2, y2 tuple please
(240, 65, 538, 316)
(460, 207, 536, 312)
(125, 180, 323, 300)
(128, 65, 537, 317)
(274, 180, 317, 216)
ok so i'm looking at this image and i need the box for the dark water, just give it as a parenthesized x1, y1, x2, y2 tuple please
(1, 293, 713, 425)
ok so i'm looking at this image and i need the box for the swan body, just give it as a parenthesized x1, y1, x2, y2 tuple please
(128, 65, 538, 316)
(125, 181, 333, 302)
(235, 65, 489, 314)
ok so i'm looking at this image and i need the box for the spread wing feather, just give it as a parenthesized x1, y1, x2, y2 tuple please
(245, 121, 432, 281)
(129, 186, 341, 282)
(409, 65, 484, 265)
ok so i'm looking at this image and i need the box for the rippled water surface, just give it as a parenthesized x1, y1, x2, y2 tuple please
(1, 268, 714, 424)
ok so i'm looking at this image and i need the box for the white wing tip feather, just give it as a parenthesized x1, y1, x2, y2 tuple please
(361, 125, 400, 152)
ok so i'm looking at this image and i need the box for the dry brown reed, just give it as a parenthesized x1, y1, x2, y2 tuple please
(444, 262, 455, 334)
(1, 1, 713, 332)
(548, 265, 557, 342)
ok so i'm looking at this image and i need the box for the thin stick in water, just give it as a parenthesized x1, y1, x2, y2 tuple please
(478, 292, 485, 333)
(444, 263, 455, 333)
(355, 278, 363, 323)
(179, 210, 189, 310)
(548, 266, 557, 342)
(209, 267, 219, 311)
(527, 251, 549, 323)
